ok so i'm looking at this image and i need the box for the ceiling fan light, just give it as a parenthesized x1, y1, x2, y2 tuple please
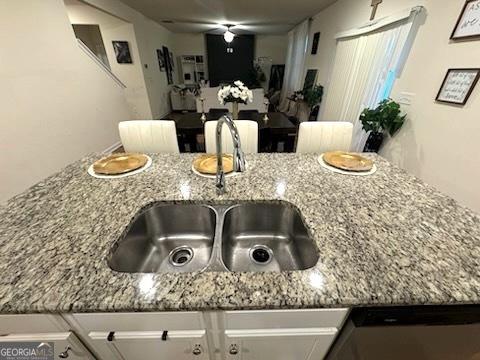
(224, 30, 235, 43)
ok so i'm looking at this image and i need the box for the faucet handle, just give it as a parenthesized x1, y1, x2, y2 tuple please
(233, 149, 246, 172)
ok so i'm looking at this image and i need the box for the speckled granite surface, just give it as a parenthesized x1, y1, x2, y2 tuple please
(0, 153, 479, 314)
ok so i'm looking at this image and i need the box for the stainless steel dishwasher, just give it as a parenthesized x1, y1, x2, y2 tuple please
(326, 306, 480, 360)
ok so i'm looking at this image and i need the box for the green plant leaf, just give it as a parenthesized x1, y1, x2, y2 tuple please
(302, 85, 324, 108)
(359, 98, 406, 136)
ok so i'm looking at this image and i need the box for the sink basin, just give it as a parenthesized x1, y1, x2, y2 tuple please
(221, 203, 319, 272)
(108, 201, 318, 273)
(108, 204, 216, 273)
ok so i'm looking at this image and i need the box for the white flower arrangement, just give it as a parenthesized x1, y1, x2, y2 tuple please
(217, 81, 253, 105)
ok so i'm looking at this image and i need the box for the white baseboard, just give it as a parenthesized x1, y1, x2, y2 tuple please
(103, 141, 122, 154)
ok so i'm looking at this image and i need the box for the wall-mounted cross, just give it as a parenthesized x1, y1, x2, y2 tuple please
(370, 0, 383, 20)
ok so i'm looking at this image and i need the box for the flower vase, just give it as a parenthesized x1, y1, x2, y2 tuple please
(232, 102, 239, 120)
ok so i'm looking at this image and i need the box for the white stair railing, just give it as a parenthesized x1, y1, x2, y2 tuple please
(76, 39, 126, 89)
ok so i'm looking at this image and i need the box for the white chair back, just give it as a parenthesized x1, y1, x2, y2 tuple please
(296, 121, 353, 154)
(118, 120, 179, 153)
(205, 120, 258, 154)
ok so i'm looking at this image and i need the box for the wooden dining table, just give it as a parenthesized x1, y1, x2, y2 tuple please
(175, 112, 298, 152)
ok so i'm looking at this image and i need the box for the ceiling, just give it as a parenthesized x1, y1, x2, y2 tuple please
(118, 0, 339, 34)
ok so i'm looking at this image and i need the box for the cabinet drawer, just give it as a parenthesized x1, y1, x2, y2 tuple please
(225, 308, 349, 330)
(0, 314, 67, 334)
(88, 330, 209, 360)
(224, 328, 337, 360)
(72, 312, 204, 332)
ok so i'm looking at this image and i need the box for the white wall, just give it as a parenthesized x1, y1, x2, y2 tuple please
(306, 0, 480, 213)
(173, 34, 206, 56)
(82, 0, 175, 119)
(135, 19, 177, 118)
(65, 0, 153, 119)
(0, 0, 131, 203)
(256, 35, 288, 65)
(256, 35, 288, 91)
(172, 33, 208, 82)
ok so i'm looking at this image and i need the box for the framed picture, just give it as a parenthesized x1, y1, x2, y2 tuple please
(436, 68, 480, 105)
(303, 69, 318, 92)
(169, 51, 175, 71)
(311, 32, 320, 55)
(451, 0, 480, 40)
(162, 46, 173, 84)
(156, 49, 166, 71)
(112, 41, 132, 64)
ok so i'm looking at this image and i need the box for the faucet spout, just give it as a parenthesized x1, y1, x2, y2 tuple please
(216, 114, 246, 194)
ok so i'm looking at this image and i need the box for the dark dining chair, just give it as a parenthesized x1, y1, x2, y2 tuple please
(238, 110, 259, 119)
(209, 108, 229, 119)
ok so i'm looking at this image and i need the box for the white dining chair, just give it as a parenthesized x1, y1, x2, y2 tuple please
(204, 120, 258, 154)
(295, 121, 353, 154)
(118, 120, 179, 153)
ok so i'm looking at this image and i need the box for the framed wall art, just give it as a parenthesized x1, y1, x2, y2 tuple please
(436, 68, 480, 105)
(303, 69, 318, 92)
(112, 41, 132, 64)
(169, 51, 175, 71)
(163, 46, 173, 84)
(451, 0, 480, 40)
(311, 32, 320, 55)
(157, 49, 166, 71)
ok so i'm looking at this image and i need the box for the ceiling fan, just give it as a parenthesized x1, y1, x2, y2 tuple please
(160, 20, 287, 41)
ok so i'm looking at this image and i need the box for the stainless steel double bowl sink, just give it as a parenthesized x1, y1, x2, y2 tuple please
(108, 202, 319, 273)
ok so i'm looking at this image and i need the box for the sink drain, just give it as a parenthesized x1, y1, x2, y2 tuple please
(169, 246, 194, 267)
(249, 245, 273, 265)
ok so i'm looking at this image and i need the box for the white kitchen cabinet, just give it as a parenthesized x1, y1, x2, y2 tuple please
(66, 312, 211, 360)
(0, 314, 96, 359)
(224, 309, 349, 330)
(219, 309, 349, 360)
(0, 314, 69, 334)
(0, 309, 348, 360)
(0, 332, 95, 359)
(68, 312, 205, 332)
(224, 328, 337, 360)
(88, 330, 208, 360)
(60, 309, 348, 360)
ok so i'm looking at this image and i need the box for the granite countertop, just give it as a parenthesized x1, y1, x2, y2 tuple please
(0, 153, 479, 314)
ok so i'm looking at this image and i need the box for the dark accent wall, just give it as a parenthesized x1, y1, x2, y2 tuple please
(206, 34, 255, 87)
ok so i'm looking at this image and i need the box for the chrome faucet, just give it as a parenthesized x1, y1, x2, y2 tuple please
(216, 115, 246, 194)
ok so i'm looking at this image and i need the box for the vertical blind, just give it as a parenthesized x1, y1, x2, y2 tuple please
(280, 19, 310, 108)
(322, 7, 424, 151)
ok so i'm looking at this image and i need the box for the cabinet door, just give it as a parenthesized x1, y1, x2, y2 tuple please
(0, 332, 94, 359)
(89, 330, 209, 360)
(0, 314, 69, 333)
(224, 328, 337, 360)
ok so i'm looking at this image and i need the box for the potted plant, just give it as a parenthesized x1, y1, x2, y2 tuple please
(302, 85, 324, 109)
(360, 99, 406, 152)
(302, 85, 324, 120)
(217, 81, 253, 120)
